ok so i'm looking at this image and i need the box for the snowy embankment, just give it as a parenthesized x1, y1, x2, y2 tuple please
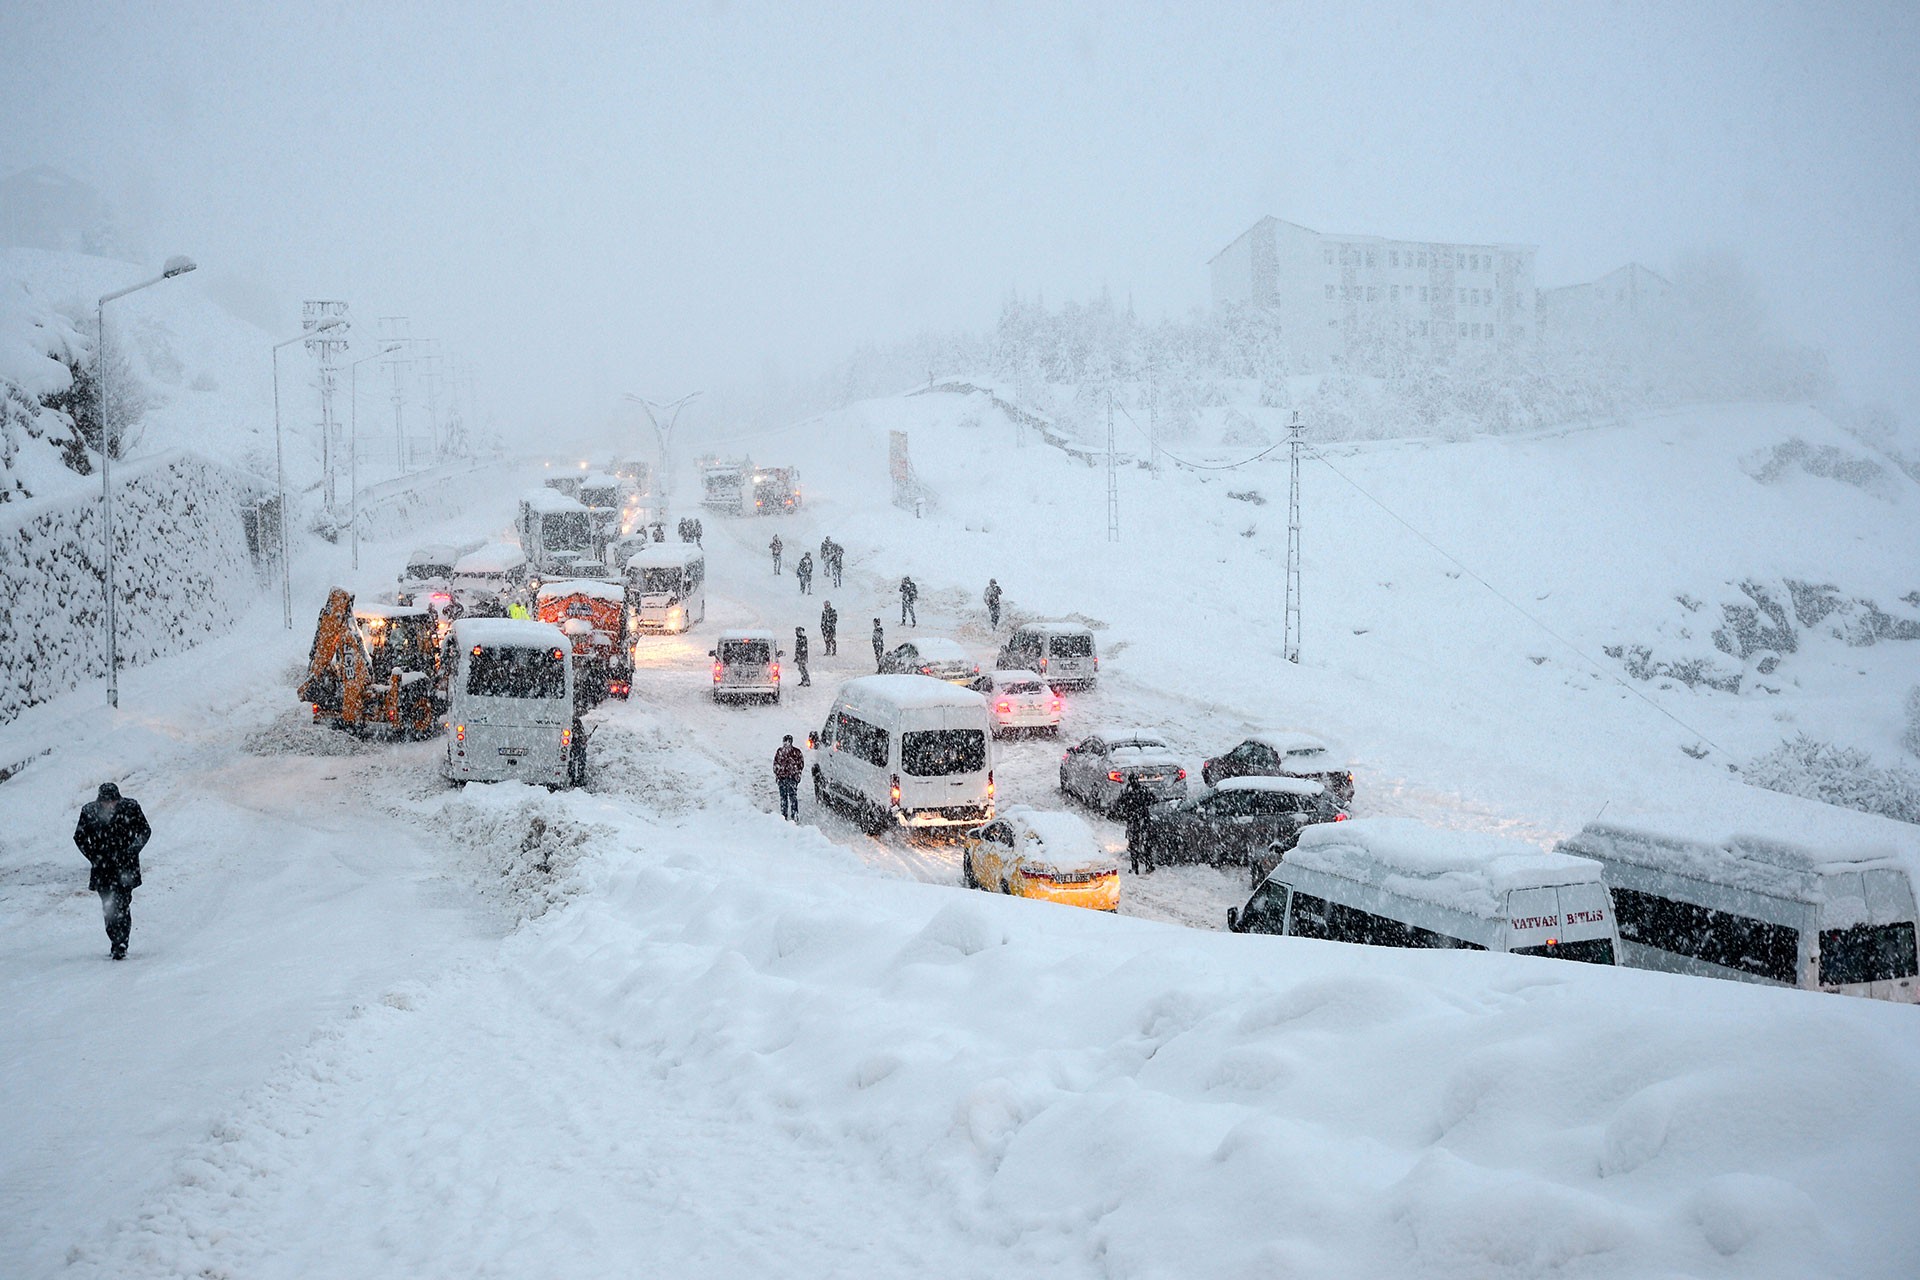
(68, 705, 1920, 1279)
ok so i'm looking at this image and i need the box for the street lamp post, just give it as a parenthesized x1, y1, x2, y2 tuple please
(348, 343, 403, 571)
(623, 391, 701, 526)
(272, 318, 345, 628)
(97, 255, 196, 709)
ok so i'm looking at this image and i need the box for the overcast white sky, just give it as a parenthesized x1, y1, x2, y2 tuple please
(5, 0, 1917, 438)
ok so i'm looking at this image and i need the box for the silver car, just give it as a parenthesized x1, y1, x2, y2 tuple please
(1059, 728, 1189, 815)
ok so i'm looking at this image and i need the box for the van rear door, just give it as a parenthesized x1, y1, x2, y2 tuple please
(1046, 631, 1096, 682)
(1505, 883, 1617, 965)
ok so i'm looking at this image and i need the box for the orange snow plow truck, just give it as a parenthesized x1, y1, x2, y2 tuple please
(298, 588, 443, 738)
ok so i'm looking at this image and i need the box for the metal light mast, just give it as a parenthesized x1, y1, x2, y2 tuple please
(1105, 384, 1120, 543)
(1283, 411, 1304, 663)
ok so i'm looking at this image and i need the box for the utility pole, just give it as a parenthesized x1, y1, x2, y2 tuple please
(1283, 411, 1304, 663)
(303, 300, 350, 515)
(379, 316, 411, 472)
(1147, 351, 1160, 479)
(1105, 382, 1120, 543)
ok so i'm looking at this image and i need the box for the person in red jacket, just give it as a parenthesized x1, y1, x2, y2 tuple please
(773, 734, 805, 821)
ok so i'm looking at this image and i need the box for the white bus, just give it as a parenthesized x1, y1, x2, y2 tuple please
(1230, 818, 1621, 966)
(625, 544, 706, 633)
(516, 488, 599, 577)
(443, 619, 576, 788)
(1556, 792, 1919, 1002)
(809, 675, 996, 834)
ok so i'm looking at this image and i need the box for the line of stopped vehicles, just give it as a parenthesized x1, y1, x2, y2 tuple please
(293, 460, 1919, 1005)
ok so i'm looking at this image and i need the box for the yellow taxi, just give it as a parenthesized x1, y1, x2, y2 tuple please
(961, 806, 1120, 912)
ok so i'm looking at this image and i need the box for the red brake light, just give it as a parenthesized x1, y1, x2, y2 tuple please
(1176, 767, 1188, 780)
(1051, 698, 1061, 712)
(712, 661, 723, 681)
(1039, 656, 1048, 670)
(455, 724, 465, 743)
(471, 645, 483, 656)
(889, 774, 901, 806)
(561, 727, 572, 746)
(1334, 812, 1349, 821)
(771, 663, 780, 681)
(918, 665, 932, 675)
(1107, 769, 1123, 782)
(996, 701, 1011, 713)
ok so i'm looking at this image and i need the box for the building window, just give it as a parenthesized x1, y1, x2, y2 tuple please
(1390, 285, 1399, 302)
(1324, 248, 1334, 265)
(1417, 252, 1427, 268)
(1389, 250, 1399, 268)
(1367, 286, 1378, 302)
(1420, 286, 1428, 303)
(1325, 284, 1335, 300)
(1365, 251, 1375, 268)
(1458, 322, 1468, 337)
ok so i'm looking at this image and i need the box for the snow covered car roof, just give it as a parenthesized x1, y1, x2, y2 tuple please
(994, 806, 1114, 875)
(453, 543, 528, 574)
(1292, 818, 1603, 919)
(716, 629, 778, 643)
(1015, 621, 1094, 636)
(839, 674, 991, 712)
(451, 618, 569, 651)
(536, 579, 625, 604)
(1091, 728, 1174, 750)
(626, 544, 703, 570)
(987, 669, 1050, 689)
(900, 636, 972, 663)
(521, 487, 589, 513)
(1213, 775, 1327, 797)
(1242, 730, 1340, 760)
(405, 543, 458, 566)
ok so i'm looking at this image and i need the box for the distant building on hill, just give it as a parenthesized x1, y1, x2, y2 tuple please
(1537, 262, 1673, 331)
(0, 166, 135, 260)
(1208, 215, 1538, 368)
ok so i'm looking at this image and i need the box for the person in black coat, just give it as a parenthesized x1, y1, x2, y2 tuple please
(899, 575, 918, 626)
(871, 618, 886, 671)
(1112, 777, 1157, 875)
(73, 782, 151, 959)
(820, 601, 838, 655)
(793, 626, 811, 686)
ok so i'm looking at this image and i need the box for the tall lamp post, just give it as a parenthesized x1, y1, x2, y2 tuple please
(98, 255, 196, 709)
(272, 318, 346, 628)
(622, 391, 700, 525)
(348, 343, 404, 570)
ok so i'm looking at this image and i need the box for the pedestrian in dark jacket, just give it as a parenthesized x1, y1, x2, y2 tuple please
(796, 552, 814, 595)
(770, 535, 783, 574)
(899, 576, 918, 626)
(985, 578, 1002, 629)
(794, 626, 811, 686)
(820, 601, 838, 655)
(73, 782, 150, 959)
(691, 517, 703, 546)
(1113, 777, 1156, 875)
(827, 539, 844, 588)
(872, 618, 886, 670)
(773, 734, 805, 821)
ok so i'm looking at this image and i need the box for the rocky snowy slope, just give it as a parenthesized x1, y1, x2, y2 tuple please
(2, 391, 1917, 1279)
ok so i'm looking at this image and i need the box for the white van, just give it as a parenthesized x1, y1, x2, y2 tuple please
(1556, 794, 1920, 1002)
(1229, 818, 1621, 965)
(710, 629, 782, 703)
(996, 622, 1098, 689)
(808, 675, 996, 834)
(443, 619, 576, 787)
(450, 542, 531, 611)
(626, 544, 706, 633)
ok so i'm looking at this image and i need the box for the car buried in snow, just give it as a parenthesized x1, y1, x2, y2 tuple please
(1058, 728, 1188, 815)
(1139, 776, 1344, 869)
(878, 636, 980, 687)
(1201, 730, 1356, 810)
(962, 806, 1119, 912)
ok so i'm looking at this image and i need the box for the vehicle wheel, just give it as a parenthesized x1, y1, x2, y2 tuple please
(813, 769, 827, 803)
(1058, 767, 1070, 795)
(999, 878, 1012, 895)
(962, 855, 979, 890)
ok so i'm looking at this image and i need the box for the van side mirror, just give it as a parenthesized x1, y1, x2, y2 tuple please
(707, 650, 716, 658)
(1226, 906, 1240, 932)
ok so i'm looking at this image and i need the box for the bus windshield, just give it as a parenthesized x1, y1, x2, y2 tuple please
(640, 567, 684, 594)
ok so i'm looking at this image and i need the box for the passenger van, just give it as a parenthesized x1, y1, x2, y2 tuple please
(450, 543, 531, 611)
(1556, 795, 1920, 1002)
(625, 544, 706, 633)
(996, 622, 1098, 688)
(516, 488, 599, 578)
(709, 629, 782, 703)
(1229, 818, 1620, 966)
(443, 619, 576, 787)
(809, 675, 996, 834)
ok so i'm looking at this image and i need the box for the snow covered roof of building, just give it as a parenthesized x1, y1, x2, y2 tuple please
(521, 488, 589, 514)
(451, 618, 568, 650)
(536, 579, 624, 604)
(839, 674, 990, 712)
(453, 542, 527, 574)
(1290, 818, 1602, 918)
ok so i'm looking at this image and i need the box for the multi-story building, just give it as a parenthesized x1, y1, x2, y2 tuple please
(1537, 262, 1672, 330)
(1209, 215, 1537, 367)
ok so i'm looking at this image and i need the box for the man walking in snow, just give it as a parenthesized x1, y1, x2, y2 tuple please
(73, 782, 151, 960)
(773, 734, 805, 821)
(1113, 776, 1156, 875)
(871, 618, 886, 671)
(691, 517, 703, 546)
(899, 575, 918, 627)
(793, 626, 811, 686)
(820, 601, 838, 655)
(984, 578, 1002, 629)
(796, 552, 814, 595)
(827, 539, 844, 588)
(770, 534, 783, 575)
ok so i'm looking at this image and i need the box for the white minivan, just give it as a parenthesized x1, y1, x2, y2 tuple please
(1556, 794, 1920, 1002)
(1230, 817, 1621, 965)
(443, 619, 577, 787)
(709, 629, 782, 703)
(996, 622, 1098, 688)
(809, 675, 996, 834)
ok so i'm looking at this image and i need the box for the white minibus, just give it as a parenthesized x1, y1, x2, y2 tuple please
(626, 544, 706, 633)
(1556, 793, 1919, 1002)
(443, 619, 576, 787)
(1229, 818, 1620, 965)
(808, 675, 996, 834)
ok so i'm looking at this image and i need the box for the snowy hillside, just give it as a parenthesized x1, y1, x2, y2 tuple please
(3, 391, 1917, 1277)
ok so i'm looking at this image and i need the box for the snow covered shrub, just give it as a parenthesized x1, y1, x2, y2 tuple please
(1904, 686, 1920, 760)
(1745, 734, 1920, 825)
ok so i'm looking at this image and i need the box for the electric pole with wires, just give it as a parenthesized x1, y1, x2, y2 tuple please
(1283, 411, 1304, 663)
(1105, 383, 1120, 542)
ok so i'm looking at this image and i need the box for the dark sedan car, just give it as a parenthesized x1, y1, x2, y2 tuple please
(1138, 777, 1344, 868)
(1200, 731, 1355, 809)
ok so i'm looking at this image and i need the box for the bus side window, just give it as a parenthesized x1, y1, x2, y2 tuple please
(1289, 892, 1331, 940)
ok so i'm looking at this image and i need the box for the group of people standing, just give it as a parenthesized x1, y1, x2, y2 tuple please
(772, 535, 845, 597)
(676, 516, 704, 545)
